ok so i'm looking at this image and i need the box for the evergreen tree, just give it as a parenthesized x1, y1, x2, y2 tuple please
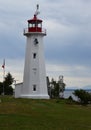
(0, 82, 3, 95)
(0, 72, 14, 95)
(4, 73, 14, 86)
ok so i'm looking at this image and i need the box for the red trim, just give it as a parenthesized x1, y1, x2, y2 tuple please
(28, 27, 42, 32)
(28, 15, 42, 23)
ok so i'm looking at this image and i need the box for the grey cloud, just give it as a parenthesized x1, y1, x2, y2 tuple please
(0, 0, 91, 87)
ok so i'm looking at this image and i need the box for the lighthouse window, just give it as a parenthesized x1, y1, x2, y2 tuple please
(33, 68, 37, 74)
(34, 38, 38, 44)
(33, 85, 36, 91)
(33, 53, 36, 59)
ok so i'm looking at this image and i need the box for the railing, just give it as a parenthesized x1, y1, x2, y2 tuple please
(23, 28, 46, 35)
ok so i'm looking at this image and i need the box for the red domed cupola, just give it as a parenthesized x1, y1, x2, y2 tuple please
(28, 14, 42, 32)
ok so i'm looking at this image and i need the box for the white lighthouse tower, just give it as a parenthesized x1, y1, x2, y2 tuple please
(20, 5, 49, 99)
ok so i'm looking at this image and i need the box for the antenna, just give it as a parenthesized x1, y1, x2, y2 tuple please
(35, 4, 40, 16)
(37, 4, 39, 10)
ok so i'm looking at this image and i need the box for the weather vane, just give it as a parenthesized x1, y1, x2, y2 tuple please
(35, 4, 40, 16)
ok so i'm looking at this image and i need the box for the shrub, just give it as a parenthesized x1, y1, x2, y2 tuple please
(68, 96, 73, 100)
(73, 89, 91, 105)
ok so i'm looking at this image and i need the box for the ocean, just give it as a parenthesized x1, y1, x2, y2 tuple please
(63, 89, 91, 101)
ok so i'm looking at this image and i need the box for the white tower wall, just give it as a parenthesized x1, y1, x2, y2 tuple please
(21, 33, 49, 99)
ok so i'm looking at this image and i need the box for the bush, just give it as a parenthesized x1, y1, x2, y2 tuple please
(68, 96, 73, 100)
(73, 89, 91, 105)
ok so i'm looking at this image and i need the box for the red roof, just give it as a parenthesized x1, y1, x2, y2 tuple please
(28, 15, 42, 23)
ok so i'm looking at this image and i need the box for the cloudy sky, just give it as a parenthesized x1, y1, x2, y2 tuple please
(0, 0, 91, 88)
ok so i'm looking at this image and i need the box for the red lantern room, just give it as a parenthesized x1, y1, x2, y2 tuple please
(24, 4, 46, 35)
(28, 15, 42, 32)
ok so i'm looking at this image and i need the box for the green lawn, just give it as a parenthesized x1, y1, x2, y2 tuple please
(0, 96, 91, 130)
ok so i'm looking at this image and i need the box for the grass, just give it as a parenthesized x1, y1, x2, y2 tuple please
(0, 96, 91, 130)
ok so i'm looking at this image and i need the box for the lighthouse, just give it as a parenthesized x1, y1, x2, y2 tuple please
(20, 5, 49, 99)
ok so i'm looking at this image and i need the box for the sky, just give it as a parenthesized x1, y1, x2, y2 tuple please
(0, 0, 91, 89)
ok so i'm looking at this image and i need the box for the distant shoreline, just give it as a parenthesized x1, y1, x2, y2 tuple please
(65, 89, 91, 91)
(64, 89, 91, 101)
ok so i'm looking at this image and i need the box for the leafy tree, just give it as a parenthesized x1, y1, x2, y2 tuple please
(73, 89, 91, 105)
(59, 82, 65, 93)
(53, 82, 60, 98)
(50, 77, 66, 98)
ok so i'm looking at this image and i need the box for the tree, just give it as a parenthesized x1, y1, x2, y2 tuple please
(4, 73, 14, 86)
(46, 76, 51, 96)
(58, 76, 66, 98)
(50, 76, 66, 98)
(73, 89, 91, 105)
(0, 82, 3, 95)
(2, 72, 14, 95)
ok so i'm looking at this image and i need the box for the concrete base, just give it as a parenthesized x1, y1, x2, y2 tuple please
(15, 83, 50, 99)
(20, 94, 50, 99)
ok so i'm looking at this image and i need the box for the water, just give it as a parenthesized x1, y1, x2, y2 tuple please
(63, 89, 91, 101)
